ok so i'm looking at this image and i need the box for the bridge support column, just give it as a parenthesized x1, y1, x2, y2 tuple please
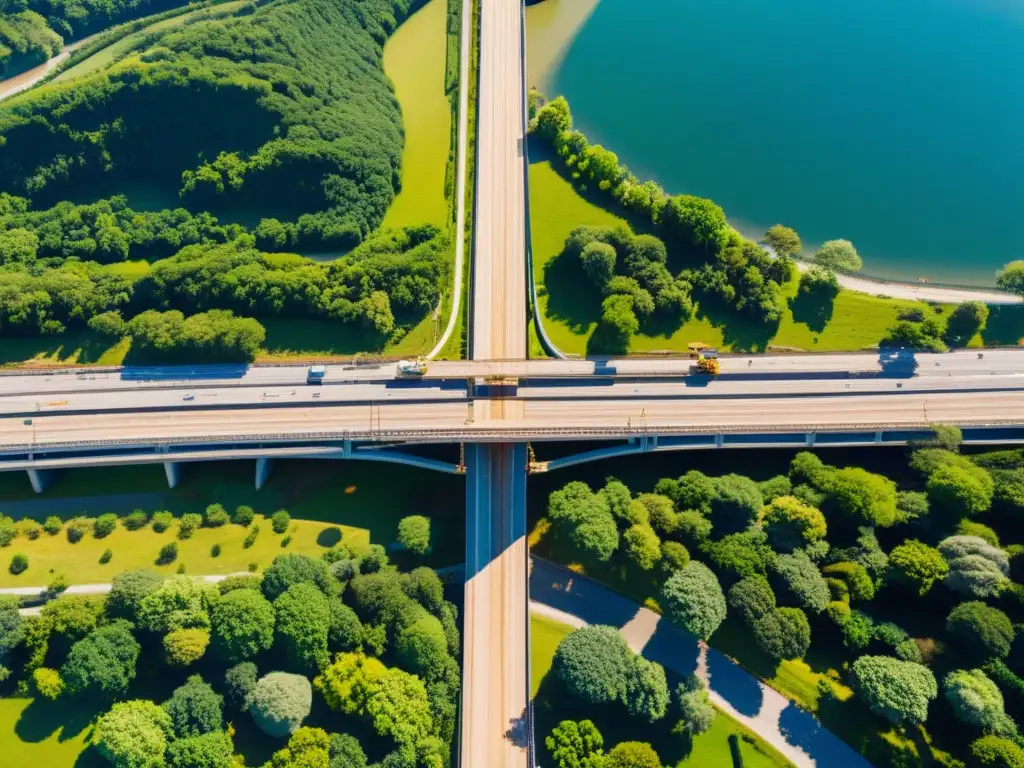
(255, 458, 273, 490)
(163, 461, 181, 489)
(714, 433, 724, 447)
(874, 430, 884, 444)
(26, 468, 54, 494)
(806, 432, 816, 447)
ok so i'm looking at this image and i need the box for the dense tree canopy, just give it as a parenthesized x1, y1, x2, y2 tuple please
(852, 655, 937, 725)
(210, 589, 275, 663)
(888, 540, 949, 596)
(661, 562, 727, 640)
(547, 481, 620, 562)
(759, 495, 827, 551)
(95, 699, 173, 768)
(61, 619, 140, 699)
(248, 672, 312, 738)
(813, 240, 862, 273)
(545, 719, 605, 768)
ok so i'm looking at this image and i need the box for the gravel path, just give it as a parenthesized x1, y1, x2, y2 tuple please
(530, 557, 872, 768)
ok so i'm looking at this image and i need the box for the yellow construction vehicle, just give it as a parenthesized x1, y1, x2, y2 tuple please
(694, 354, 720, 376)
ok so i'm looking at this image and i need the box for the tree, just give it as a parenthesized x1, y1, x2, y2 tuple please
(624, 524, 661, 571)
(106, 570, 164, 622)
(773, 551, 830, 613)
(224, 662, 258, 711)
(271, 510, 291, 534)
(249, 672, 313, 737)
(581, 241, 616, 288)
(763, 225, 801, 259)
(600, 479, 634, 523)
(262, 553, 335, 600)
(704, 530, 776, 581)
(315, 651, 388, 714)
(0, 596, 24, 665)
(659, 542, 690, 574)
(274, 582, 331, 673)
(545, 720, 605, 768)
(675, 674, 716, 736)
(163, 628, 210, 666)
(941, 537, 1009, 598)
(396, 516, 431, 555)
(753, 607, 811, 660)
(821, 562, 875, 602)
(823, 467, 898, 526)
(330, 733, 368, 768)
(759, 475, 793, 504)
(40, 594, 103, 657)
(33, 667, 63, 700)
(813, 239, 862, 273)
(328, 598, 364, 653)
(204, 504, 230, 527)
(596, 294, 639, 354)
(661, 562, 727, 640)
(896, 490, 930, 523)
(944, 301, 989, 346)
(96, 700, 173, 768)
(553, 626, 633, 706)
(672, 470, 717, 514)
(997, 261, 1024, 296)
(547, 481, 620, 562)
(727, 575, 776, 625)
(533, 96, 572, 141)
(138, 576, 218, 633)
(658, 194, 728, 256)
(264, 727, 331, 768)
(163, 675, 224, 738)
(888, 540, 948, 595)
(635, 493, 675, 535)
(851, 655, 938, 725)
(62, 620, 140, 699)
(165, 731, 234, 768)
(759, 496, 827, 551)
(396, 615, 449, 682)
(944, 668, 1016, 736)
(927, 464, 995, 516)
(709, 474, 763, 533)
(211, 587, 275, 663)
(971, 735, 1024, 767)
(947, 602, 1015, 661)
(603, 741, 662, 768)
(625, 656, 669, 722)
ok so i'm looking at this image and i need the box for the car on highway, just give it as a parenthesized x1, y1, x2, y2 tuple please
(306, 365, 326, 384)
(397, 359, 428, 378)
(183, 393, 195, 401)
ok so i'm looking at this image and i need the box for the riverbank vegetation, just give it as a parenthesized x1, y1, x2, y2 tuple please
(530, 433, 1024, 766)
(527, 94, 1024, 354)
(0, 551, 460, 766)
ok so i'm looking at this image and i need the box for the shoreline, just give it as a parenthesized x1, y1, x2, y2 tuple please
(0, 35, 95, 102)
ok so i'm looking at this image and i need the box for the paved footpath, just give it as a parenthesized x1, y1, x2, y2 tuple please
(529, 557, 872, 768)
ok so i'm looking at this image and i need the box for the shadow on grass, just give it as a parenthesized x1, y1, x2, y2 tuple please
(788, 288, 836, 334)
(73, 744, 109, 768)
(981, 304, 1024, 346)
(0, 330, 118, 366)
(260, 318, 388, 357)
(316, 527, 343, 548)
(694, 295, 777, 353)
(542, 245, 603, 335)
(15, 697, 100, 744)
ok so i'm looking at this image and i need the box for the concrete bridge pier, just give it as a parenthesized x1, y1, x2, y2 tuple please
(163, 461, 181, 489)
(26, 468, 54, 494)
(255, 458, 273, 490)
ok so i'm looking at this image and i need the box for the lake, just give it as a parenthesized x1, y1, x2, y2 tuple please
(527, 0, 1024, 287)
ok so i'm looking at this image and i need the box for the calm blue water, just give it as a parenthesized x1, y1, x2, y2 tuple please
(541, 0, 1024, 286)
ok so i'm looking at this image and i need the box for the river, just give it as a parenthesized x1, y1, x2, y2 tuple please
(526, 0, 1024, 287)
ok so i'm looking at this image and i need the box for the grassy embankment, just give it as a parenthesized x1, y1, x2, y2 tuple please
(0, 458, 465, 585)
(1, 0, 455, 366)
(531, 613, 794, 767)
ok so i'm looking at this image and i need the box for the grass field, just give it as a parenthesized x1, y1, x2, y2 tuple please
(380, 0, 452, 230)
(527, 154, 991, 355)
(0, 698, 102, 768)
(0, 459, 466, 569)
(531, 613, 793, 767)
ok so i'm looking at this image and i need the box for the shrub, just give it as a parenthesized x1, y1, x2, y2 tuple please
(727, 575, 776, 625)
(971, 735, 1024, 768)
(676, 674, 716, 736)
(896, 491, 930, 523)
(553, 625, 633, 706)
(821, 562, 875, 602)
(138, 576, 217, 633)
(123, 510, 149, 530)
(759, 496, 827, 552)
(281, 535, 292, 548)
(274, 583, 331, 673)
(243, 525, 260, 549)
(164, 628, 210, 667)
(95, 700, 173, 768)
(753, 607, 811, 660)
(604, 742, 662, 768)
(545, 720, 605, 768)
(772, 551, 830, 613)
(107, 570, 164, 622)
(233, 505, 255, 526)
(204, 504, 229, 528)
(272, 510, 291, 534)
(0, 516, 15, 547)
(661, 562, 727, 640)
(888, 540, 948, 596)
(396, 515, 431, 555)
(158, 542, 179, 565)
(944, 668, 1015, 736)
(47, 574, 69, 598)
(675, 510, 712, 543)
(358, 544, 389, 574)
(9, 553, 27, 575)
(249, 672, 312, 737)
(43, 516, 62, 536)
(93, 514, 118, 539)
(62, 620, 141, 698)
(841, 610, 875, 651)
(262, 554, 336, 600)
(164, 674, 224, 738)
(33, 667, 63, 700)
(947, 602, 1015, 661)
(165, 731, 233, 768)
(659, 541, 690, 574)
(19, 520, 42, 540)
(851, 655, 938, 725)
(66, 517, 92, 543)
(927, 464, 995, 517)
(956, 520, 1000, 546)
(178, 513, 203, 540)
(211, 544, 221, 558)
(99, 549, 113, 565)
(624, 524, 662, 571)
(224, 661, 258, 711)
(211, 589, 275, 663)
(177, 564, 187, 574)
(152, 511, 174, 533)
(895, 639, 923, 663)
(218, 575, 263, 594)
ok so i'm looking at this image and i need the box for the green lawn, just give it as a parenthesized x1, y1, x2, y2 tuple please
(527, 154, 990, 355)
(0, 459, 466, 570)
(0, 698, 103, 768)
(531, 613, 793, 767)
(380, 0, 452, 230)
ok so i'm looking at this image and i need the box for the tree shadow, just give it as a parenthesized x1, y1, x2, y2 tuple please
(981, 304, 1024, 346)
(778, 701, 873, 767)
(639, 310, 686, 340)
(705, 647, 765, 718)
(15, 696, 101, 744)
(541, 245, 602, 335)
(788, 289, 836, 334)
(316, 526, 343, 548)
(0, 330, 121, 366)
(585, 319, 629, 356)
(695, 296, 777, 352)
(640, 616, 699, 676)
(73, 744, 108, 768)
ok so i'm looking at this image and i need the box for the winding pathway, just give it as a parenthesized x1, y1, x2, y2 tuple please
(529, 557, 872, 768)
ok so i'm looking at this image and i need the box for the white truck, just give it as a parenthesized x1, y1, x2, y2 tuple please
(396, 359, 428, 378)
(306, 365, 326, 384)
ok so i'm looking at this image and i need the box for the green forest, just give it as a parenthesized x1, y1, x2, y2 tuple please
(532, 435, 1024, 767)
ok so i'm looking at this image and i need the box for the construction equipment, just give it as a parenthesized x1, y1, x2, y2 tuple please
(694, 354, 720, 376)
